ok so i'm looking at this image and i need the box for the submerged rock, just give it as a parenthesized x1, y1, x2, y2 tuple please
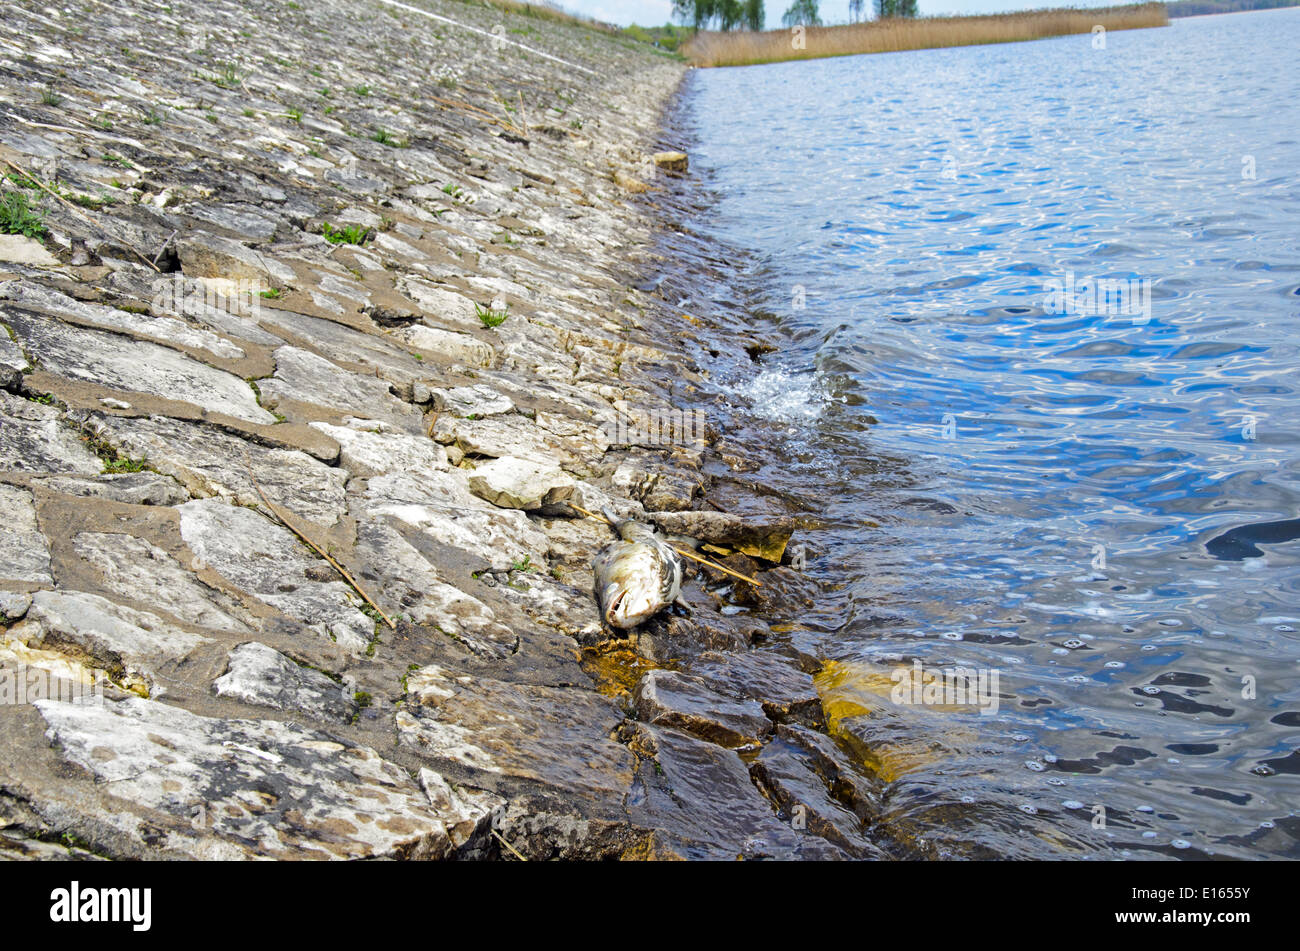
(651, 510, 795, 562)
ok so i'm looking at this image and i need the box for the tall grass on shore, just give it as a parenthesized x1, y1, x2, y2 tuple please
(684, 3, 1169, 67)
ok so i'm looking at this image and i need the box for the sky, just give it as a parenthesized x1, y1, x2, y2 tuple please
(561, 0, 1132, 30)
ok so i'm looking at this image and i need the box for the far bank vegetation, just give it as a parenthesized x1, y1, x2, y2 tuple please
(683, 3, 1170, 67)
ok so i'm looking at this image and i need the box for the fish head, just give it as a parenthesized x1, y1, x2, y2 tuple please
(600, 579, 661, 629)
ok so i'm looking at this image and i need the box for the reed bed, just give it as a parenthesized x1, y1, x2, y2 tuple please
(684, 3, 1169, 67)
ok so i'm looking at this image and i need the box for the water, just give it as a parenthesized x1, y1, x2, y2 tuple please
(666, 10, 1300, 858)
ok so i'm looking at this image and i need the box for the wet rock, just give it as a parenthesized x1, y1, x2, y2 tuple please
(34, 697, 453, 859)
(0, 483, 51, 584)
(177, 498, 374, 654)
(213, 642, 354, 722)
(651, 510, 795, 562)
(396, 666, 635, 804)
(626, 725, 846, 860)
(70, 532, 254, 634)
(652, 151, 688, 173)
(0, 235, 60, 268)
(10, 589, 211, 692)
(633, 669, 771, 749)
(0, 390, 102, 474)
(0, 328, 27, 388)
(466, 456, 575, 511)
(690, 650, 825, 728)
(749, 731, 888, 859)
(2, 309, 275, 424)
(612, 460, 702, 512)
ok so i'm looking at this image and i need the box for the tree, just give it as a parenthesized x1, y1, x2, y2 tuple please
(849, 0, 864, 21)
(675, 0, 766, 30)
(781, 0, 821, 26)
(874, 0, 918, 17)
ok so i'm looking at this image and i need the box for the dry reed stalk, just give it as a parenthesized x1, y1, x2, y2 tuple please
(685, 3, 1169, 67)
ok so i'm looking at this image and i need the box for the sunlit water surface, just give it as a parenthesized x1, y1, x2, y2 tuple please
(665, 9, 1300, 858)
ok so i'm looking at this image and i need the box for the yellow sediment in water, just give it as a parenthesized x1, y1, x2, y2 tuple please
(580, 641, 670, 699)
(814, 659, 978, 783)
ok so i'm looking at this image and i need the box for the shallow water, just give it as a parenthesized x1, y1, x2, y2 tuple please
(669, 9, 1300, 858)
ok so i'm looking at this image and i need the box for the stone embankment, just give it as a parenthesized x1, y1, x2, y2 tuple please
(0, 0, 890, 859)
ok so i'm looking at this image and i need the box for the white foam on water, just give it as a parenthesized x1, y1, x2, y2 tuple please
(731, 366, 827, 426)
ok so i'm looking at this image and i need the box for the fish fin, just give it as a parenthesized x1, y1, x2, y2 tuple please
(663, 532, 701, 551)
(672, 594, 693, 616)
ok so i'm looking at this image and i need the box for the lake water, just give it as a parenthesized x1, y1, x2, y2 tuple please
(667, 9, 1300, 858)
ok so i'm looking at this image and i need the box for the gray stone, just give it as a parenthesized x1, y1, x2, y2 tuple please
(35, 697, 453, 859)
(417, 768, 505, 849)
(0, 483, 51, 584)
(0, 235, 59, 268)
(70, 532, 253, 634)
(633, 669, 772, 749)
(177, 498, 374, 654)
(84, 413, 347, 526)
(0, 325, 28, 388)
(650, 510, 795, 562)
(213, 642, 354, 722)
(258, 345, 421, 432)
(0, 590, 32, 622)
(176, 233, 295, 285)
(398, 324, 494, 368)
(1, 309, 275, 424)
(37, 471, 191, 507)
(0, 390, 102, 474)
(11, 589, 212, 691)
(310, 422, 447, 479)
(466, 456, 575, 511)
(429, 383, 515, 418)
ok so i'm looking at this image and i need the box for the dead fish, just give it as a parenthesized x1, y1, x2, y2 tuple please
(592, 507, 687, 629)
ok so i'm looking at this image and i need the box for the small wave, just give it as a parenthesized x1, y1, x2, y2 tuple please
(728, 366, 829, 426)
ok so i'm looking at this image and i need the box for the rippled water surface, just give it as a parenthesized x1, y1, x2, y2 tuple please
(672, 10, 1300, 858)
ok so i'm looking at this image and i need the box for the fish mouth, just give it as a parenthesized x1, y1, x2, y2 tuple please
(605, 589, 639, 629)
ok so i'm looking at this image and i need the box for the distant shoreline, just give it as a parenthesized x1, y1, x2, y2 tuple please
(684, 3, 1169, 67)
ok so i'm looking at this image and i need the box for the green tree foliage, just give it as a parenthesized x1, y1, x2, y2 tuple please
(674, 0, 766, 31)
(874, 0, 918, 17)
(781, 0, 821, 26)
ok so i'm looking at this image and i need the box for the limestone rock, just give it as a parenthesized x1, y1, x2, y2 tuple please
(650, 510, 795, 562)
(34, 697, 453, 859)
(652, 151, 688, 173)
(0, 390, 102, 474)
(0, 235, 59, 268)
(633, 668, 771, 749)
(213, 642, 354, 722)
(177, 498, 375, 654)
(0, 483, 51, 584)
(466, 456, 575, 511)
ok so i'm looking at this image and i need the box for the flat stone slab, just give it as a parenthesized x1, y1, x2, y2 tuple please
(37, 472, 191, 507)
(0, 235, 59, 267)
(178, 498, 374, 654)
(71, 532, 254, 635)
(633, 668, 772, 749)
(35, 696, 453, 859)
(11, 589, 212, 692)
(213, 642, 354, 722)
(0, 483, 52, 584)
(87, 412, 347, 526)
(650, 510, 795, 562)
(0, 390, 102, 474)
(1, 308, 275, 424)
(259, 345, 421, 432)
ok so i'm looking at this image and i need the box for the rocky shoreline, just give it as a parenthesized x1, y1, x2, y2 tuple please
(0, 0, 892, 860)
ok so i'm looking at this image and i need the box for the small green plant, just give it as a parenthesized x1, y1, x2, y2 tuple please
(441, 182, 462, 198)
(139, 106, 163, 125)
(259, 287, 282, 299)
(202, 62, 244, 89)
(286, 106, 303, 124)
(242, 108, 256, 118)
(370, 127, 405, 147)
(570, 118, 583, 130)
(351, 84, 371, 97)
(40, 84, 63, 106)
(475, 302, 509, 329)
(0, 191, 46, 239)
(354, 690, 372, 708)
(510, 555, 538, 573)
(321, 222, 372, 246)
